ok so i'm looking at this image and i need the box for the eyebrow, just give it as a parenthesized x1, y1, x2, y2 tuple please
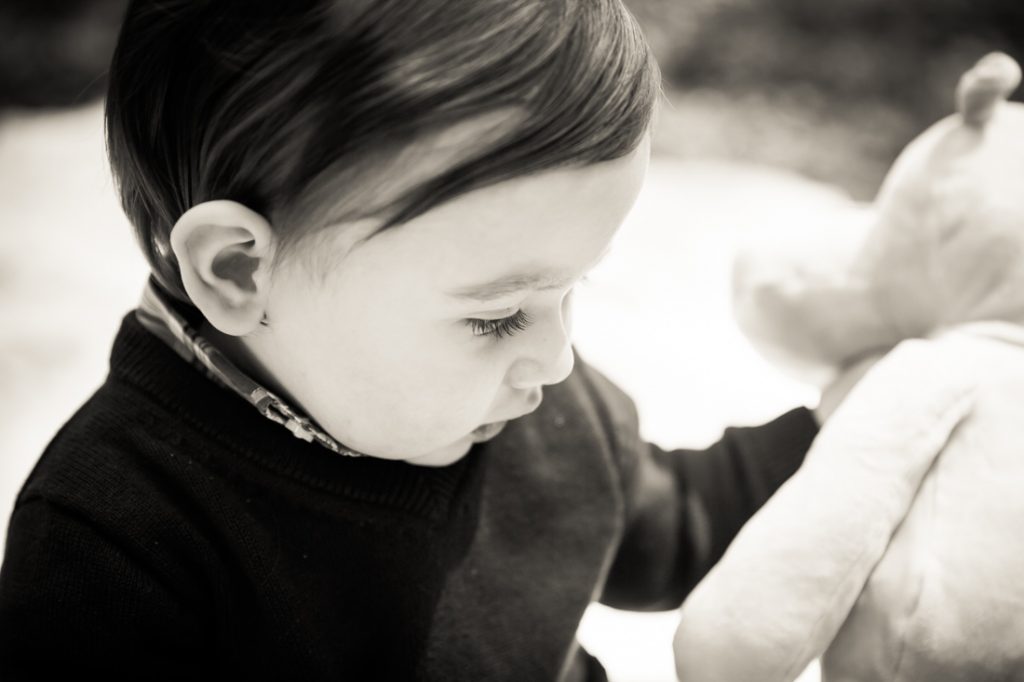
(446, 246, 613, 302)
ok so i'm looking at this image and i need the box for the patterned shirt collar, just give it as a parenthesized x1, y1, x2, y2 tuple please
(134, 276, 366, 458)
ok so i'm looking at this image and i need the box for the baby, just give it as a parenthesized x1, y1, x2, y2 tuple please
(0, 1, 969, 680)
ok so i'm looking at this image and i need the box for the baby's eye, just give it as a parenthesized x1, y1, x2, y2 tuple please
(464, 277, 589, 342)
(465, 310, 533, 340)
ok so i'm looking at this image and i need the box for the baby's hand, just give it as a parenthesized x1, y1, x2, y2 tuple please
(674, 336, 976, 682)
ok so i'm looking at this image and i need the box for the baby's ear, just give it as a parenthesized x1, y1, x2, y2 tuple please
(169, 200, 275, 336)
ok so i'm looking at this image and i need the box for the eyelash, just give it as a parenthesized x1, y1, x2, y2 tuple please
(465, 276, 590, 341)
(467, 309, 533, 340)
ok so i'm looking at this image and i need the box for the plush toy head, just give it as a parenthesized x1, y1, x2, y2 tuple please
(732, 51, 1024, 385)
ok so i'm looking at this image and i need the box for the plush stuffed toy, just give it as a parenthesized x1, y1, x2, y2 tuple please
(673, 52, 1024, 682)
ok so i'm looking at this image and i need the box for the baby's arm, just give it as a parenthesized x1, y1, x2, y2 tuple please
(0, 497, 209, 679)
(577, 361, 819, 611)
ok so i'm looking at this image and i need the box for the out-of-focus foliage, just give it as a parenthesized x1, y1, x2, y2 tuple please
(0, 0, 126, 109)
(637, 0, 1024, 105)
(2, 0, 1023, 197)
(625, 0, 1024, 197)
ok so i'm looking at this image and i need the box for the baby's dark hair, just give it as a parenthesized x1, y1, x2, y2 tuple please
(105, 0, 662, 304)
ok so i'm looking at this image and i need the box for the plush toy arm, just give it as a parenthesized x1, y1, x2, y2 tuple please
(673, 337, 976, 682)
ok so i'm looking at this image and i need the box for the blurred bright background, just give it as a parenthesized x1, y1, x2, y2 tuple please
(2, 1, 1022, 680)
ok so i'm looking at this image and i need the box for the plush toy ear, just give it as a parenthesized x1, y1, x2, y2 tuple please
(956, 51, 1022, 128)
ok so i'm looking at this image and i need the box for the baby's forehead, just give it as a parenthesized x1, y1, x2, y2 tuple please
(284, 114, 645, 286)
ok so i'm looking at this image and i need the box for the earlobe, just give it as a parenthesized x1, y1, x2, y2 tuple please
(170, 200, 275, 336)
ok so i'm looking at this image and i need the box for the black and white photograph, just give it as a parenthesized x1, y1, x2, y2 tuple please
(1, 1, 1022, 680)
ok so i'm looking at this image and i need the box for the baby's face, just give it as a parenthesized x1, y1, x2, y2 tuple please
(252, 134, 650, 466)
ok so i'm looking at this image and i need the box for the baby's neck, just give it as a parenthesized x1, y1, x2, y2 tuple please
(197, 317, 295, 402)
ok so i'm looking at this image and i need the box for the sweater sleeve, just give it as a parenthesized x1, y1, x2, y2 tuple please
(0, 496, 212, 679)
(578, 362, 820, 612)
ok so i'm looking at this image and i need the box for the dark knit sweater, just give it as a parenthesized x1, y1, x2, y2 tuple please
(0, 310, 819, 681)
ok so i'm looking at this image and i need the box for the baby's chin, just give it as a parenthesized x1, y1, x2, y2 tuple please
(403, 438, 475, 468)
(371, 421, 509, 468)
(404, 422, 509, 467)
